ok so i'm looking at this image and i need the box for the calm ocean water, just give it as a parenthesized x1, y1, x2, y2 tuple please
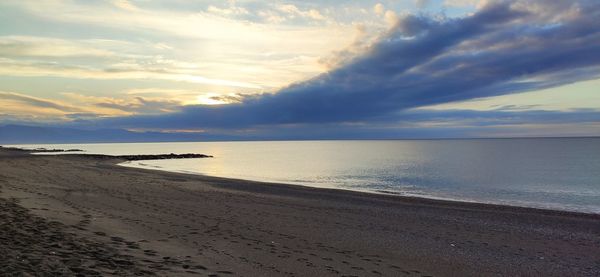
(12, 138, 600, 213)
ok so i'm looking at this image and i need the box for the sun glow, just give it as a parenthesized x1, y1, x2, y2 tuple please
(195, 94, 229, 105)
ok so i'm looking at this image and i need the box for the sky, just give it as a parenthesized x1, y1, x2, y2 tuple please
(0, 0, 599, 140)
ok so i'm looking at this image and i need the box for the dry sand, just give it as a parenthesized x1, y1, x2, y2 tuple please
(1, 147, 599, 276)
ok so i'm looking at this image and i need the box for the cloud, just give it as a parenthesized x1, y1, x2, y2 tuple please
(276, 4, 326, 21)
(395, 108, 600, 126)
(372, 3, 398, 26)
(73, 107, 600, 139)
(384, 10, 398, 26)
(0, 36, 115, 58)
(112, 0, 140, 12)
(4, 1, 357, 90)
(207, 3, 249, 17)
(0, 91, 82, 113)
(0, 57, 262, 88)
(82, 0, 600, 135)
(318, 24, 379, 69)
(3, 0, 599, 138)
(61, 93, 183, 115)
(0, 90, 191, 121)
(0, 36, 265, 89)
(374, 3, 385, 16)
(444, 0, 489, 9)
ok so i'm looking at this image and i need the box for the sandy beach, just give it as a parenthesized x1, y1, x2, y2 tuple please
(1, 147, 599, 276)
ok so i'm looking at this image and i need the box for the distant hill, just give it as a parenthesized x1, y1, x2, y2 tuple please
(0, 124, 207, 144)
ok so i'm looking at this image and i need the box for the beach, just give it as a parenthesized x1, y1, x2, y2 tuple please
(1, 148, 599, 276)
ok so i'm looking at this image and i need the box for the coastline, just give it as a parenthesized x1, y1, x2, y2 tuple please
(1, 148, 599, 276)
(121, 160, 600, 216)
(10, 139, 600, 215)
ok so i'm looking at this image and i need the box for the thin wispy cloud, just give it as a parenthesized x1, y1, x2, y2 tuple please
(2, 0, 360, 89)
(0, 91, 82, 113)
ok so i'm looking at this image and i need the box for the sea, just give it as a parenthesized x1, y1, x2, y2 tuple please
(11, 138, 600, 214)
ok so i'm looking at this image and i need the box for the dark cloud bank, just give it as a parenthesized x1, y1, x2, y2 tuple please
(8, 0, 600, 141)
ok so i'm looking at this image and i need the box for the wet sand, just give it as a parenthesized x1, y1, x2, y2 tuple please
(1, 147, 599, 276)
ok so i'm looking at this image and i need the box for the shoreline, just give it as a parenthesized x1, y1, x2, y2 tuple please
(12, 143, 600, 217)
(121, 160, 600, 217)
(122, 160, 600, 219)
(8, 141, 600, 215)
(1, 148, 600, 276)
